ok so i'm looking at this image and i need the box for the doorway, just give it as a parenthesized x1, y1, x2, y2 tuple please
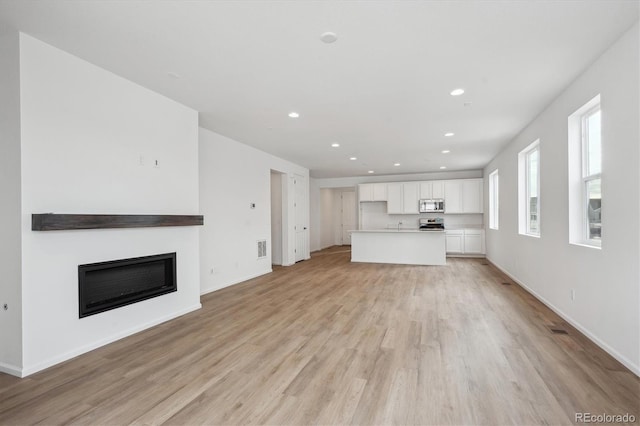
(294, 174, 308, 262)
(270, 171, 284, 266)
(341, 191, 356, 245)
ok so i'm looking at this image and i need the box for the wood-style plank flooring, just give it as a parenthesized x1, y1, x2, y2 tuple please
(1, 246, 638, 425)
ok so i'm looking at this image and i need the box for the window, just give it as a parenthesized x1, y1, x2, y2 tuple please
(518, 140, 540, 237)
(569, 95, 601, 247)
(489, 169, 499, 230)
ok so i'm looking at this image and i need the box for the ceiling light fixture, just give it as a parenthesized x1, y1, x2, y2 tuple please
(349, 157, 357, 161)
(441, 150, 450, 154)
(167, 72, 180, 79)
(331, 143, 340, 147)
(440, 166, 447, 169)
(444, 132, 454, 137)
(320, 32, 338, 44)
(450, 88, 465, 96)
(368, 170, 374, 174)
(288, 112, 299, 118)
(393, 163, 400, 166)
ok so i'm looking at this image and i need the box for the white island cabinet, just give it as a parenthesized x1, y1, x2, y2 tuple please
(350, 230, 446, 266)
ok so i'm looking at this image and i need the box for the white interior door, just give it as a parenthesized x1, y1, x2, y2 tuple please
(341, 192, 356, 245)
(294, 175, 307, 262)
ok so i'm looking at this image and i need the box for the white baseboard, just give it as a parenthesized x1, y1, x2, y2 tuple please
(0, 361, 22, 377)
(20, 303, 202, 378)
(200, 269, 272, 296)
(488, 257, 640, 377)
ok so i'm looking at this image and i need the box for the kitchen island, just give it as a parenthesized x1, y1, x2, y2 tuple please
(350, 229, 446, 266)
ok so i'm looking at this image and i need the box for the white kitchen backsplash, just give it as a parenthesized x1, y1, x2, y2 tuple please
(360, 202, 483, 230)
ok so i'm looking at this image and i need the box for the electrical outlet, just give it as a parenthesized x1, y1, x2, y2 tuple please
(210, 266, 216, 275)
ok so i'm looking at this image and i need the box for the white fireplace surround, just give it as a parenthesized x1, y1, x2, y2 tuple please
(1, 34, 201, 377)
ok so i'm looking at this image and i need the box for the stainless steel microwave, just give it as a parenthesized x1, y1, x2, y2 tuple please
(419, 199, 445, 213)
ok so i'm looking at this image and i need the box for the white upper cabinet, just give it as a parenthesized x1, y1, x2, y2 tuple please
(432, 181, 445, 199)
(372, 183, 387, 201)
(386, 183, 403, 214)
(402, 182, 419, 214)
(359, 184, 374, 202)
(444, 181, 463, 213)
(420, 182, 432, 199)
(444, 178, 483, 214)
(387, 182, 419, 214)
(462, 179, 483, 213)
(362, 178, 482, 215)
(420, 180, 445, 199)
(359, 183, 387, 202)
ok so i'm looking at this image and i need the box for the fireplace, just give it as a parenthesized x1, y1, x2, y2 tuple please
(78, 253, 177, 318)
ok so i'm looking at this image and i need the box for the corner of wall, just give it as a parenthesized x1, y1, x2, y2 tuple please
(0, 30, 24, 375)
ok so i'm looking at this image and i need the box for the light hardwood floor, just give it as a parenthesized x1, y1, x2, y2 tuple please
(1, 246, 638, 425)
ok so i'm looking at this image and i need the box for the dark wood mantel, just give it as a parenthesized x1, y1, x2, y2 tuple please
(32, 214, 204, 231)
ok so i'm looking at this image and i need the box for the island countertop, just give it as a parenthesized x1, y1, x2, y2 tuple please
(349, 229, 444, 233)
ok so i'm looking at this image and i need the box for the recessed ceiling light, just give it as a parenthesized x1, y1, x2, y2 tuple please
(167, 72, 180, 79)
(368, 170, 375, 174)
(393, 163, 400, 166)
(441, 150, 450, 154)
(288, 112, 299, 118)
(450, 88, 465, 96)
(440, 166, 447, 169)
(444, 132, 454, 137)
(331, 143, 340, 148)
(320, 32, 338, 44)
(349, 157, 357, 161)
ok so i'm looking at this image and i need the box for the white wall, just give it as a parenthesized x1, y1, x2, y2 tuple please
(199, 127, 309, 294)
(331, 190, 344, 245)
(19, 34, 201, 376)
(309, 178, 321, 251)
(0, 31, 23, 375)
(319, 188, 335, 250)
(484, 24, 639, 374)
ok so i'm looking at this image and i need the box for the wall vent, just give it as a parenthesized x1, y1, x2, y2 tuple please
(257, 240, 267, 258)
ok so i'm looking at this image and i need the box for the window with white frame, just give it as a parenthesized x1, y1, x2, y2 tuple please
(568, 95, 601, 247)
(489, 169, 499, 230)
(518, 140, 540, 237)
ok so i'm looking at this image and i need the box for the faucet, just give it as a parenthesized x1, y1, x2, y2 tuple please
(397, 221, 402, 231)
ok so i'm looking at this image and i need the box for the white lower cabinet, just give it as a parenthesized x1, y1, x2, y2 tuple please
(446, 229, 485, 255)
(463, 229, 483, 254)
(445, 230, 464, 253)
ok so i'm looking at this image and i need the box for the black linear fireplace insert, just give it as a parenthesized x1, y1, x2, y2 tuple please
(78, 252, 177, 318)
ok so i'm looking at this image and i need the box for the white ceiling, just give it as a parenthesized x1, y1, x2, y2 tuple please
(1, 1, 638, 178)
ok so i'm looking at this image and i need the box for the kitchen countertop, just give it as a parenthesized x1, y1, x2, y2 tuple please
(350, 229, 445, 233)
(443, 224, 484, 230)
